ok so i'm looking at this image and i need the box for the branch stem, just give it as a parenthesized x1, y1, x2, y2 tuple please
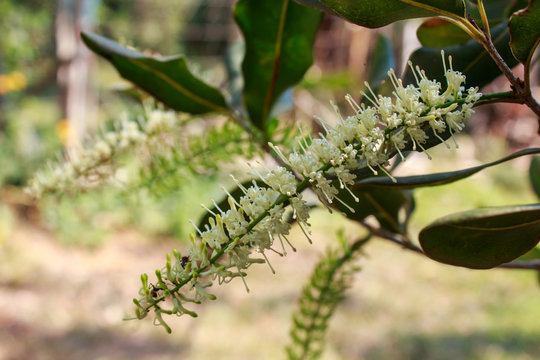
(358, 220, 424, 254)
(498, 260, 540, 271)
(354, 168, 540, 270)
(479, 31, 540, 121)
(359, 220, 540, 272)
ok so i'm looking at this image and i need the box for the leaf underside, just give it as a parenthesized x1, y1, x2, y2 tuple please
(419, 204, 540, 269)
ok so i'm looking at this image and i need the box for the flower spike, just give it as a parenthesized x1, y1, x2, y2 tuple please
(132, 56, 481, 332)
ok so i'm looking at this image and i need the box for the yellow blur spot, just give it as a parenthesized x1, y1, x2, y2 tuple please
(10, 71, 27, 90)
(56, 119, 72, 145)
(0, 71, 28, 94)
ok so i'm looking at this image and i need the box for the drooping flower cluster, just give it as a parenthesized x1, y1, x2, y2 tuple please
(134, 55, 481, 332)
(27, 107, 180, 197)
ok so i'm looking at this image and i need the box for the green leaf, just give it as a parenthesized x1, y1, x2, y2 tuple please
(234, 0, 322, 131)
(507, 0, 529, 16)
(403, 21, 518, 89)
(366, 34, 395, 88)
(529, 156, 540, 199)
(81, 32, 228, 115)
(292, 0, 337, 14)
(509, 0, 540, 64)
(492, 0, 522, 21)
(355, 148, 540, 189)
(469, 0, 518, 24)
(419, 204, 540, 269)
(294, 0, 466, 28)
(334, 184, 414, 234)
(416, 18, 470, 47)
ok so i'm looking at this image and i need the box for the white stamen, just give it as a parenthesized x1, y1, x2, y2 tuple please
(189, 219, 203, 236)
(334, 195, 356, 213)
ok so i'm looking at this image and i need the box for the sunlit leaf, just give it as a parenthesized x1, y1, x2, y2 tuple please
(294, 0, 466, 28)
(235, 0, 322, 131)
(81, 32, 228, 115)
(419, 204, 540, 269)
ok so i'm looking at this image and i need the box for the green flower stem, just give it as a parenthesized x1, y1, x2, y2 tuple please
(434, 92, 514, 111)
(476, 0, 491, 40)
(142, 162, 333, 313)
(399, 0, 485, 42)
(478, 91, 514, 101)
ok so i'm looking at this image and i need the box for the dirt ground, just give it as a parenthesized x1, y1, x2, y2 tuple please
(1, 201, 540, 360)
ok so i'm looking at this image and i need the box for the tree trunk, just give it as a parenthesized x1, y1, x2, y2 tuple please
(56, 0, 99, 150)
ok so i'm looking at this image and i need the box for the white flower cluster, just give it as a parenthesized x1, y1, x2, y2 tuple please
(134, 55, 481, 330)
(27, 108, 179, 197)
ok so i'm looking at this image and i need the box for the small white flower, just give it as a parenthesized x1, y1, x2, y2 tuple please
(263, 167, 297, 195)
(94, 140, 112, 160)
(146, 109, 177, 134)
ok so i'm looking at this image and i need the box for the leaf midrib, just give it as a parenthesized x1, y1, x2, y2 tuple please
(121, 57, 228, 114)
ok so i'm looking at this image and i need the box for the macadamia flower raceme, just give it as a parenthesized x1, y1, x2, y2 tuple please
(134, 55, 481, 332)
(27, 108, 180, 197)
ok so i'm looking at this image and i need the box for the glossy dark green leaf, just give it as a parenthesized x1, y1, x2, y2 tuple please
(294, 0, 466, 28)
(529, 156, 540, 199)
(403, 21, 518, 89)
(366, 34, 395, 88)
(459, 0, 521, 26)
(81, 32, 228, 115)
(419, 204, 540, 269)
(293, 0, 337, 14)
(333, 184, 414, 234)
(419, 0, 513, 45)
(354, 148, 540, 189)
(509, 0, 540, 64)
(507, 0, 529, 16)
(476, 0, 516, 23)
(416, 18, 470, 47)
(234, 0, 322, 131)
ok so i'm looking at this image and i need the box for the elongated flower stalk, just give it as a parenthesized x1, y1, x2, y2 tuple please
(27, 107, 179, 197)
(134, 54, 481, 332)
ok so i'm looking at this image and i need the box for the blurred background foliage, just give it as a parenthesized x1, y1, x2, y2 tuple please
(0, 0, 392, 246)
(1, 1, 540, 358)
(0, 0, 244, 244)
